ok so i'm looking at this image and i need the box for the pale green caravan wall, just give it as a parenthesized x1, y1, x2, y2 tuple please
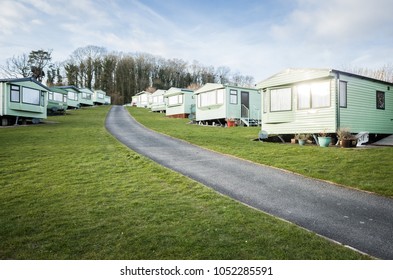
(196, 104, 226, 121)
(261, 78, 336, 134)
(3, 81, 47, 119)
(0, 83, 4, 116)
(226, 87, 261, 120)
(339, 74, 393, 134)
(166, 91, 196, 116)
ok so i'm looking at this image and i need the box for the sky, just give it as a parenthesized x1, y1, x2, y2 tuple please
(1, 0, 393, 82)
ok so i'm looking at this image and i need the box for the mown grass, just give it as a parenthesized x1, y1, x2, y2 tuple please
(0, 106, 370, 259)
(128, 107, 393, 198)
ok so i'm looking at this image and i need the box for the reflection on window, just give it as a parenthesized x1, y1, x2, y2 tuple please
(10, 85, 20, 102)
(339, 81, 347, 108)
(22, 87, 41, 105)
(297, 81, 330, 109)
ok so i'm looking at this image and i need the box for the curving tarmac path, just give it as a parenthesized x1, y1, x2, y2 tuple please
(105, 106, 393, 259)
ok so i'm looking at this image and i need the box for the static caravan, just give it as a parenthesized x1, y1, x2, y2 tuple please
(104, 95, 111, 105)
(131, 95, 138, 106)
(194, 83, 261, 126)
(135, 91, 151, 108)
(79, 88, 94, 107)
(93, 89, 106, 105)
(0, 77, 48, 125)
(48, 87, 68, 114)
(164, 87, 195, 118)
(58, 86, 80, 109)
(150, 89, 167, 112)
(256, 68, 393, 136)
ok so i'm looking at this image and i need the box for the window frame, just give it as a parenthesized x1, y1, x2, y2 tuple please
(198, 89, 224, 108)
(22, 87, 41, 106)
(270, 87, 292, 112)
(376, 91, 385, 110)
(10, 85, 20, 103)
(296, 81, 331, 110)
(339, 81, 347, 108)
(229, 89, 238, 104)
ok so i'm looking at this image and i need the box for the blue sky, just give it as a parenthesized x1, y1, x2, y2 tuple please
(1, 0, 393, 82)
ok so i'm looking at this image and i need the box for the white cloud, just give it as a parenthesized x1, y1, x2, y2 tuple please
(1, 0, 392, 82)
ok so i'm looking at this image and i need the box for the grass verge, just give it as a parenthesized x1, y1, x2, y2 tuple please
(128, 107, 393, 198)
(0, 106, 369, 259)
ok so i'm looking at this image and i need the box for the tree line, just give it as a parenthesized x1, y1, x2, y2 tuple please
(1, 45, 255, 104)
(2, 46, 393, 105)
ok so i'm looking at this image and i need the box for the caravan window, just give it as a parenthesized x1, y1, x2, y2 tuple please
(270, 87, 291, 112)
(22, 87, 41, 105)
(54, 92, 63, 102)
(376, 91, 385, 110)
(339, 81, 347, 108)
(10, 85, 20, 102)
(168, 94, 183, 106)
(198, 89, 224, 107)
(297, 81, 330, 109)
(230, 89, 238, 104)
(68, 92, 77, 101)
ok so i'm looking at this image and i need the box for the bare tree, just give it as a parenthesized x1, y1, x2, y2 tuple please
(0, 53, 31, 78)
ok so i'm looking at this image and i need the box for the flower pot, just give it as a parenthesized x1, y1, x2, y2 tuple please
(341, 139, 352, 148)
(227, 120, 236, 127)
(318, 136, 331, 147)
(298, 139, 306, 146)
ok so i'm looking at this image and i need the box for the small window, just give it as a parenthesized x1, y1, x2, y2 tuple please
(263, 91, 267, 113)
(10, 85, 20, 102)
(376, 91, 385, 110)
(230, 89, 237, 104)
(339, 81, 347, 108)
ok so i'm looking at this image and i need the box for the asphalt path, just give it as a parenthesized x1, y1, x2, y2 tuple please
(105, 105, 393, 259)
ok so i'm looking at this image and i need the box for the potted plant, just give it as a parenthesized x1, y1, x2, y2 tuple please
(295, 133, 309, 146)
(226, 118, 236, 127)
(337, 127, 354, 148)
(318, 130, 331, 147)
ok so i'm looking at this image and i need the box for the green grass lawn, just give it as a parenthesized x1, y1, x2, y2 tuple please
(128, 107, 393, 198)
(0, 106, 370, 259)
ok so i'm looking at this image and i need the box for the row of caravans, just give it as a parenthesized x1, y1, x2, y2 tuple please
(0, 77, 111, 125)
(131, 84, 262, 127)
(131, 68, 393, 140)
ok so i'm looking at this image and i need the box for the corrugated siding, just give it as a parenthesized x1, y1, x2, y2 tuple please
(339, 74, 393, 134)
(261, 78, 337, 134)
(194, 83, 224, 94)
(257, 68, 333, 89)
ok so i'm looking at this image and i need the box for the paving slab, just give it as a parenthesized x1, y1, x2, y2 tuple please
(105, 106, 393, 259)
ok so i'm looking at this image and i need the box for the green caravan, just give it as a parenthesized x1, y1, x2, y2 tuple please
(0, 77, 48, 126)
(47, 87, 68, 115)
(194, 83, 261, 126)
(150, 89, 167, 113)
(57, 86, 81, 109)
(93, 89, 106, 105)
(78, 88, 94, 107)
(256, 68, 393, 137)
(164, 87, 195, 118)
